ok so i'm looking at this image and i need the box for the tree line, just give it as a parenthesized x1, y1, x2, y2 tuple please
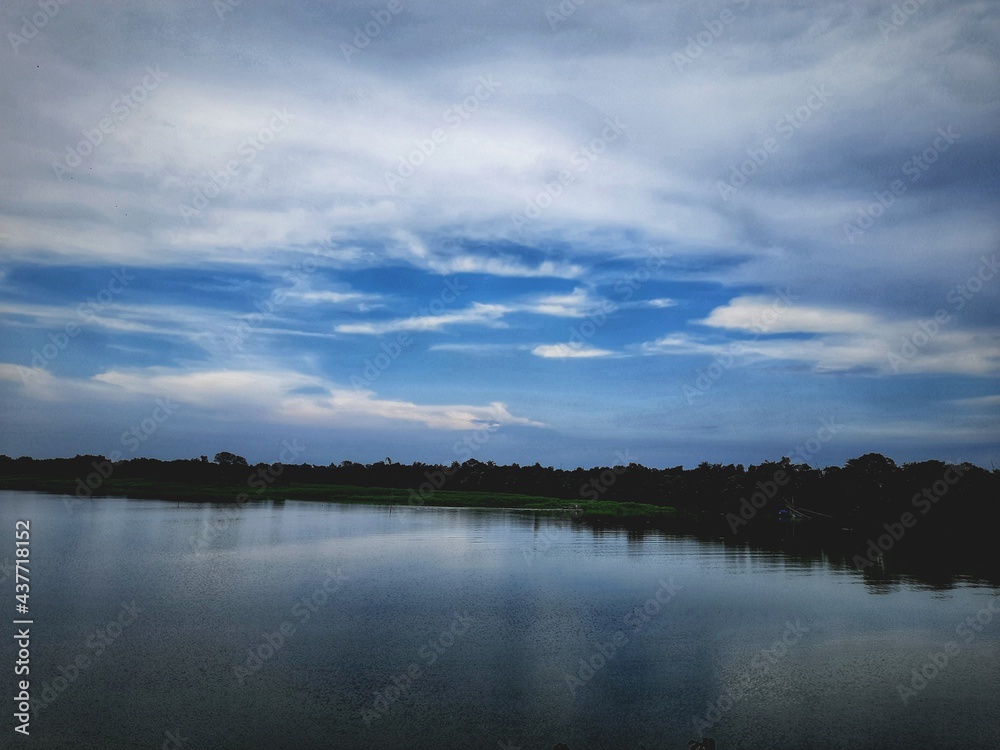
(1, 451, 996, 528)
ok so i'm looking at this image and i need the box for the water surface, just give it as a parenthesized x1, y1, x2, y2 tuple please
(3, 491, 997, 749)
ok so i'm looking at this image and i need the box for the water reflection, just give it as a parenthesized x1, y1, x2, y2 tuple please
(1, 491, 997, 750)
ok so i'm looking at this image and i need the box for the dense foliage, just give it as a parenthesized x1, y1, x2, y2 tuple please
(3, 451, 998, 584)
(1, 451, 995, 529)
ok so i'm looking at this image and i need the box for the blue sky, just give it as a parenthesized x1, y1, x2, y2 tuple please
(1, 0, 998, 468)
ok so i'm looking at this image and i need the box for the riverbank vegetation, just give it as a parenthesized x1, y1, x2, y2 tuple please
(1, 452, 997, 575)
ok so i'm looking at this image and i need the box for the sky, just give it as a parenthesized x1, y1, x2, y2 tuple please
(0, 0, 998, 469)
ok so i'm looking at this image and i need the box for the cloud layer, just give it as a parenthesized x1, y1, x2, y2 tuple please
(0, 0, 997, 467)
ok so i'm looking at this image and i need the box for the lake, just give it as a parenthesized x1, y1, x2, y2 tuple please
(2, 490, 998, 749)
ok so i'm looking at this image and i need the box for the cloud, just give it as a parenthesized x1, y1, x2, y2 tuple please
(428, 343, 530, 355)
(1, 0, 998, 466)
(0, 363, 57, 395)
(0, 298, 339, 358)
(0, 299, 212, 339)
(519, 287, 604, 317)
(332, 287, 613, 335)
(82, 366, 546, 431)
(1, 1, 994, 337)
(531, 343, 614, 359)
(334, 302, 510, 335)
(698, 296, 874, 335)
(286, 289, 386, 311)
(423, 254, 585, 280)
(951, 395, 1000, 409)
(646, 297, 1000, 376)
(390, 233, 585, 279)
(645, 298, 677, 309)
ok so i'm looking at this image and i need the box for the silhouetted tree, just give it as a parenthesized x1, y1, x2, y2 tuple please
(214, 452, 248, 467)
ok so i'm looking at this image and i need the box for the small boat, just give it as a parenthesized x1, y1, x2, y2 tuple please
(779, 501, 810, 522)
(779, 498, 850, 531)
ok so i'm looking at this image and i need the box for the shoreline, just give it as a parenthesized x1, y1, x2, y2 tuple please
(4, 480, 999, 588)
(0, 477, 682, 521)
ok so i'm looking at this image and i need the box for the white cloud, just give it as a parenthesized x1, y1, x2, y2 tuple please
(334, 302, 510, 335)
(646, 298, 677, 309)
(82, 366, 546, 430)
(0, 0, 994, 297)
(646, 297, 1000, 376)
(640, 333, 707, 353)
(532, 343, 614, 359)
(287, 289, 385, 311)
(333, 287, 613, 336)
(391, 233, 585, 279)
(426, 254, 584, 280)
(521, 287, 602, 317)
(699, 296, 875, 335)
(0, 299, 335, 357)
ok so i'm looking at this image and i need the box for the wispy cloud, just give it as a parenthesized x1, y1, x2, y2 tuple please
(532, 344, 614, 359)
(951, 395, 1000, 409)
(288, 290, 386, 311)
(334, 303, 510, 335)
(428, 343, 530, 355)
(645, 298, 677, 309)
(646, 297, 1000, 376)
(521, 287, 602, 317)
(81, 366, 545, 431)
